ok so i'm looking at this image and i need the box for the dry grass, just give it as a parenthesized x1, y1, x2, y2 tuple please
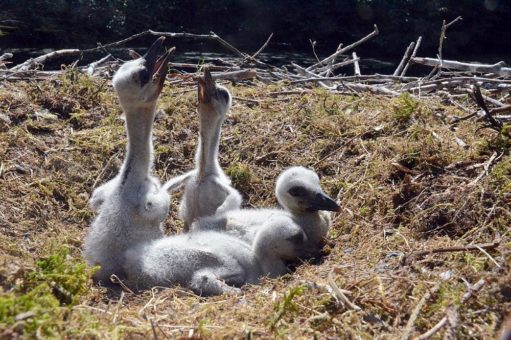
(0, 69, 510, 338)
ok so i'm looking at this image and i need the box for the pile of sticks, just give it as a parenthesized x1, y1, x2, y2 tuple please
(1, 18, 510, 126)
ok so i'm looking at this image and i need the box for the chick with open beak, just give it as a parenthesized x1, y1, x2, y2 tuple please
(113, 36, 174, 108)
(139, 36, 174, 97)
(177, 66, 242, 230)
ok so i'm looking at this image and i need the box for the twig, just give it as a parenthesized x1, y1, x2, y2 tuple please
(426, 16, 463, 79)
(292, 74, 419, 84)
(438, 16, 463, 61)
(469, 151, 501, 186)
(324, 43, 343, 76)
(252, 33, 274, 59)
(405, 239, 500, 263)
(317, 57, 360, 74)
(151, 319, 159, 340)
(309, 39, 321, 63)
(212, 69, 257, 82)
(470, 85, 504, 131)
(412, 57, 509, 76)
(352, 52, 361, 76)
(475, 245, 501, 268)
(401, 36, 422, 77)
(394, 41, 415, 76)
(416, 279, 485, 340)
(110, 274, 135, 294)
(307, 24, 379, 70)
(86, 54, 112, 76)
(401, 283, 441, 340)
(327, 272, 361, 311)
(10, 49, 81, 71)
(337, 82, 400, 96)
(209, 30, 246, 59)
(391, 162, 421, 175)
(112, 291, 125, 323)
(450, 112, 478, 125)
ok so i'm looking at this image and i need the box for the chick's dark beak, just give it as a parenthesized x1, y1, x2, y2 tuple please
(140, 37, 168, 86)
(144, 36, 165, 70)
(152, 47, 174, 89)
(203, 68, 216, 91)
(307, 192, 341, 212)
(198, 67, 217, 103)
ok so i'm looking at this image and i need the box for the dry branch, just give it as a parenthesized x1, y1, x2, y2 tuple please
(317, 57, 360, 74)
(251, 33, 274, 58)
(404, 239, 500, 263)
(470, 85, 504, 131)
(211, 69, 257, 82)
(11, 49, 81, 71)
(394, 41, 415, 76)
(352, 52, 361, 76)
(307, 24, 379, 70)
(412, 57, 510, 76)
(401, 36, 422, 76)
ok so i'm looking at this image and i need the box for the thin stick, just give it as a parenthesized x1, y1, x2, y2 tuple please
(11, 49, 81, 71)
(317, 57, 360, 74)
(112, 291, 125, 323)
(251, 33, 274, 58)
(307, 24, 379, 70)
(401, 36, 422, 76)
(327, 272, 361, 311)
(406, 239, 500, 262)
(401, 283, 441, 340)
(310, 39, 321, 62)
(439, 16, 463, 60)
(412, 57, 509, 76)
(394, 41, 415, 76)
(470, 85, 504, 130)
(352, 52, 361, 76)
(416, 279, 485, 339)
(469, 151, 500, 186)
(324, 43, 343, 76)
(475, 245, 501, 268)
(426, 16, 463, 79)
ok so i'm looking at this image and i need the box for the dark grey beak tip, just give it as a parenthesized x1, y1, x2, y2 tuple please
(312, 193, 341, 212)
(144, 36, 166, 63)
(203, 67, 215, 87)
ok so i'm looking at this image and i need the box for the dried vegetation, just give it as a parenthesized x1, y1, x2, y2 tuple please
(0, 69, 510, 338)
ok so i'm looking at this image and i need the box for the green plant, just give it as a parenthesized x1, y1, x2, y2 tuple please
(270, 285, 306, 330)
(226, 162, 253, 190)
(0, 247, 96, 337)
(393, 93, 418, 124)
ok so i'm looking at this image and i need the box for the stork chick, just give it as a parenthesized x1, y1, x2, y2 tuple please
(178, 68, 242, 230)
(123, 215, 306, 295)
(84, 37, 174, 283)
(191, 166, 340, 259)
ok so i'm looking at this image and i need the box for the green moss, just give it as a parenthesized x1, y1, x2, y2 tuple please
(488, 157, 511, 195)
(226, 162, 253, 190)
(393, 93, 418, 125)
(325, 177, 348, 197)
(0, 247, 96, 337)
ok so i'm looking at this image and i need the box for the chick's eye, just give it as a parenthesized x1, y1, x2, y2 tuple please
(288, 186, 307, 197)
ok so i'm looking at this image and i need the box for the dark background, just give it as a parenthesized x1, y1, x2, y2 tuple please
(1, 0, 510, 64)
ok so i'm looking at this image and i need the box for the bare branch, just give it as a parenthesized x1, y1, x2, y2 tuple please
(251, 33, 274, 58)
(401, 36, 422, 77)
(307, 24, 379, 70)
(394, 41, 415, 76)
